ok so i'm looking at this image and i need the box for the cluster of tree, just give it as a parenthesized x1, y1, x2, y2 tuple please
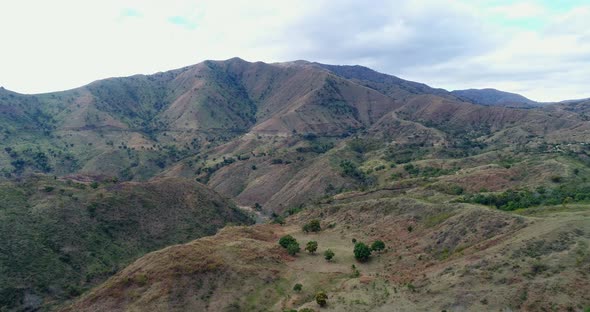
(6, 148, 53, 173)
(295, 141, 334, 154)
(383, 143, 429, 164)
(339, 160, 376, 186)
(462, 184, 590, 210)
(302, 219, 321, 233)
(347, 138, 383, 154)
(353, 240, 386, 262)
(279, 235, 301, 256)
(278, 235, 335, 261)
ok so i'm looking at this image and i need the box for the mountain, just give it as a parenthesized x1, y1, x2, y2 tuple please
(2, 58, 589, 212)
(0, 175, 253, 311)
(451, 88, 539, 108)
(1, 58, 590, 311)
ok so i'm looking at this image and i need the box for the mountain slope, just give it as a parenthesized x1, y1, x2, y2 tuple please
(63, 197, 590, 311)
(0, 175, 253, 311)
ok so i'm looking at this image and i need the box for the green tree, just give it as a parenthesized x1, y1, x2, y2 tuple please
(279, 235, 297, 248)
(305, 241, 318, 253)
(324, 249, 335, 261)
(293, 283, 302, 292)
(315, 291, 328, 307)
(354, 242, 372, 262)
(371, 240, 385, 252)
(302, 219, 321, 233)
(287, 242, 300, 256)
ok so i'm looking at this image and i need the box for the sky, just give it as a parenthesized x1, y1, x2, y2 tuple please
(0, 0, 589, 102)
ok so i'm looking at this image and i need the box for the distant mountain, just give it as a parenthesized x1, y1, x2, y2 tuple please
(451, 88, 539, 108)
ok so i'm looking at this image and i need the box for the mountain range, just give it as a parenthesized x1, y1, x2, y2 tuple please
(1, 58, 589, 311)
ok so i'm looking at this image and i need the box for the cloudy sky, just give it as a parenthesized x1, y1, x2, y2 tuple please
(0, 0, 588, 101)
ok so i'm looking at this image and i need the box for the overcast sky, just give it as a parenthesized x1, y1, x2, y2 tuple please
(1, 0, 588, 102)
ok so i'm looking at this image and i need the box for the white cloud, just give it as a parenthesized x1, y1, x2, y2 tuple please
(489, 1, 547, 19)
(0, 0, 588, 101)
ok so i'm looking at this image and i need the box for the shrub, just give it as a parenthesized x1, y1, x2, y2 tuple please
(371, 240, 385, 252)
(354, 242, 372, 262)
(293, 283, 303, 292)
(273, 215, 285, 225)
(351, 264, 360, 277)
(299, 309, 316, 312)
(315, 291, 328, 307)
(279, 235, 297, 248)
(303, 219, 321, 232)
(305, 241, 318, 254)
(287, 242, 300, 256)
(324, 249, 335, 261)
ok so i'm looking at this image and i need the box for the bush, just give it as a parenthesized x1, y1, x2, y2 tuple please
(299, 309, 316, 312)
(324, 249, 335, 261)
(351, 264, 360, 277)
(371, 240, 385, 252)
(287, 242, 300, 256)
(354, 242, 372, 262)
(315, 291, 328, 307)
(302, 219, 321, 232)
(293, 283, 302, 292)
(279, 235, 297, 248)
(305, 241, 318, 253)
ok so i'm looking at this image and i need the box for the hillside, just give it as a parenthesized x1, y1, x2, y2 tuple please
(0, 175, 253, 311)
(63, 196, 590, 311)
